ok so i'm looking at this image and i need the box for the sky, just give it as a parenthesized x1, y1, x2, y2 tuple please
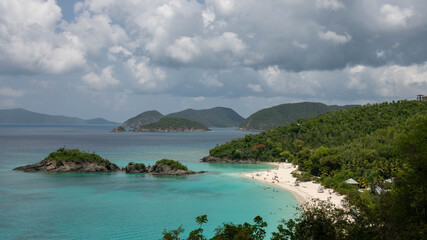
(0, 0, 426, 122)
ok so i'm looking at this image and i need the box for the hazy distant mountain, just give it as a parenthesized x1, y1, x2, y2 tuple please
(0, 108, 117, 125)
(122, 110, 164, 129)
(239, 102, 358, 130)
(85, 118, 118, 125)
(166, 107, 244, 127)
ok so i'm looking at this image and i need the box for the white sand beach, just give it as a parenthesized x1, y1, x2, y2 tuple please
(242, 163, 345, 207)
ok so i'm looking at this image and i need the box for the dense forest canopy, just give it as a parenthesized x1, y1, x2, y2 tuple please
(210, 100, 427, 193)
(46, 148, 115, 166)
(163, 101, 426, 239)
(138, 117, 210, 131)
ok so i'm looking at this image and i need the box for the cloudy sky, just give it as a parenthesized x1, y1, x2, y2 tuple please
(1, 0, 426, 122)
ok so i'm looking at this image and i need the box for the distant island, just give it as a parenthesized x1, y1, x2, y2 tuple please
(239, 102, 357, 131)
(165, 107, 244, 127)
(134, 118, 210, 132)
(112, 107, 244, 132)
(0, 108, 117, 125)
(122, 110, 164, 129)
(124, 159, 205, 176)
(14, 148, 121, 173)
(14, 148, 204, 176)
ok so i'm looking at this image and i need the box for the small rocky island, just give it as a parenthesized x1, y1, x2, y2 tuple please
(134, 118, 210, 132)
(124, 159, 206, 176)
(14, 148, 121, 173)
(14, 149, 205, 176)
(112, 126, 126, 132)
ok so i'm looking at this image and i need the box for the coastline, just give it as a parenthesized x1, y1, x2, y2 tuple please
(241, 162, 344, 207)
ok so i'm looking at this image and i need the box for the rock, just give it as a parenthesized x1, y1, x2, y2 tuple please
(123, 162, 148, 174)
(14, 159, 120, 173)
(123, 159, 207, 176)
(14, 148, 121, 173)
(149, 163, 196, 176)
(201, 155, 257, 164)
(112, 126, 126, 132)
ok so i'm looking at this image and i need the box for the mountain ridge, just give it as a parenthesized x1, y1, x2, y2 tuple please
(0, 108, 117, 125)
(165, 107, 244, 127)
(122, 110, 164, 129)
(239, 102, 358, 130)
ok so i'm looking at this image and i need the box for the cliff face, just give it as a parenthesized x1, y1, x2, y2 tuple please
(14, 159, 120, 173)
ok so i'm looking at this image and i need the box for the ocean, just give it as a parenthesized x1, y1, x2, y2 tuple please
(0, 125, 299, 239)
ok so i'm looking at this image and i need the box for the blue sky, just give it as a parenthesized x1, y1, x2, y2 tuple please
(0, 0, 426, 122)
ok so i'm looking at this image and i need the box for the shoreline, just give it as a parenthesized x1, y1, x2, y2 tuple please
(241, 162, 344, 207)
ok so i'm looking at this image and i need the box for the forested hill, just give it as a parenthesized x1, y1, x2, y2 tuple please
(207, 100, 427, 193)
(165, 107, 244, 127)
(0, 108, 117, 125)
(239, 102, 357, 130)
(135, 118, 210, 132)
(122, 110, 164, 129)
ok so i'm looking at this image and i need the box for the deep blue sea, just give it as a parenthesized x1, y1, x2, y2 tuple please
(0, 125, 299, 239)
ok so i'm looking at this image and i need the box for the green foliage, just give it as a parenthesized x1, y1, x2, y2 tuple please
(161, 215, 267, 240)
(188, 215, 208, 240)
(122, 110, 164, 129)
(46, 148, 114, 166)
(212, 216, 267, 240)
(128, 162, 146, 170)
(160, 113, 426, 240)
(274, 117, 427, 239)
(272, 200, 375, 240)
(162, 225, 185, 240)
(140, 118, 210, 131)
(210, 100, 427, 194)
(374, 116, 427, 239)
(156, 159, 188, 171)
(239, 102, 357, 130)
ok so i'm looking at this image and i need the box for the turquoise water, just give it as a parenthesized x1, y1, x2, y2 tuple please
(0, 125, 299, 239)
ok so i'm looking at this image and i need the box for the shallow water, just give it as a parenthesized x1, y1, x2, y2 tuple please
(0, 125, 299, 239)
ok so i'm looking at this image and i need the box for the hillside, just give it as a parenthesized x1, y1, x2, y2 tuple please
(206, 100, 427, 194)
(122, 110, 164, 129)
(239, 102, 357, 130)
(136, 118, 210, 132)
(0, 108, 117, 125)
(166, 107, 244, 127)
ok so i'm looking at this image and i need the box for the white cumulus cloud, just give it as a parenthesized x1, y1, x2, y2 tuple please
(318, 30, 352, 44)
(380, 4, 413, 27)
(82, 66, 120, 90)
(167, 36, 201, 63)
(0, 0, 86, 74)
